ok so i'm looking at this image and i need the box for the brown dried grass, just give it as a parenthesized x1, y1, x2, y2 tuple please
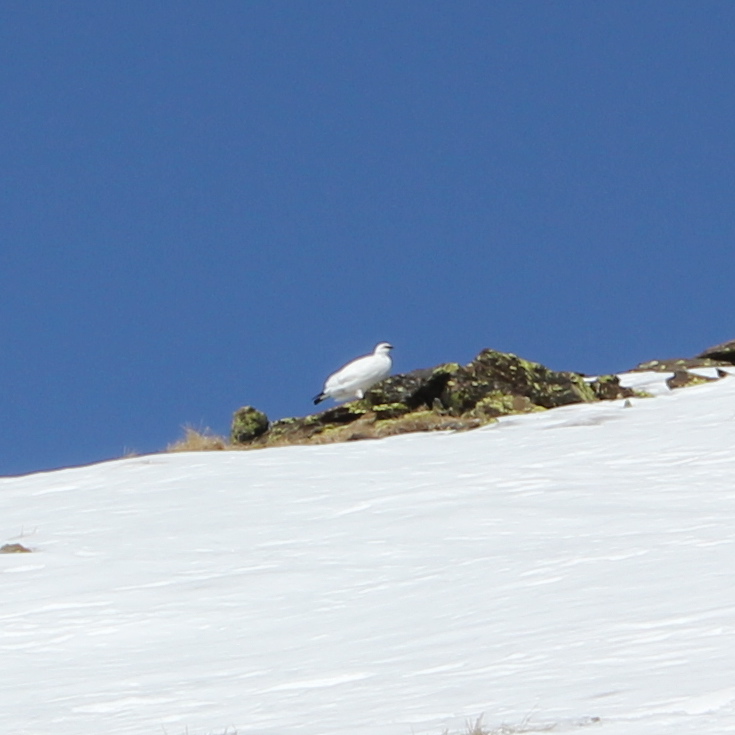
(166, 426, 229, 453)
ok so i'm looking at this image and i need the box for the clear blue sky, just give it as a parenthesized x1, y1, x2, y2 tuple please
(2, 1, 734, 475)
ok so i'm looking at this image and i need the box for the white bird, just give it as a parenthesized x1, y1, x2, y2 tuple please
(313, 342, 394, 405)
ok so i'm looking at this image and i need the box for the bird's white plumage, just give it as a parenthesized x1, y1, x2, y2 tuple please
(314, 342, 393, 404)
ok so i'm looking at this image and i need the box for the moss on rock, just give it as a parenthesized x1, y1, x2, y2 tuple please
(441, 349, 597, 414)
(254, 403, 372, 446)
(364, 364, 457, 410)
(470, 392, 545, 419)
(230, 406, 269, 444)
(370, 402, 413, 419)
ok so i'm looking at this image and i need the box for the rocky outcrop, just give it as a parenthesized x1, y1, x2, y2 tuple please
(228, 338, 735, 449)
(632, 357, 730, 372)
(231, 348, 638, 448)
(666, 370, 719, 390)
(441, 349, 599, 414)
(696, 339, 735, 365)
(630, 340, 735, 389)
(230, 406, 270, 443)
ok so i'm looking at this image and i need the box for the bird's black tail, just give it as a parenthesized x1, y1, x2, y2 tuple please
(313, 392, 326, 405)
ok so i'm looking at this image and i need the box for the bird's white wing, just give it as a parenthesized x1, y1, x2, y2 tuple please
(325, 354, 389, 391)
(325, 355, 371, 389)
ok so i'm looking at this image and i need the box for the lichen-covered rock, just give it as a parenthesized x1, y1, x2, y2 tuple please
(633, 357, 729, 372)
(666, 370, 718, 390)
(696, 339, 735, 365)
(256, 403, 370, 446)
(440, 349, 597, 415)
(587, 374, 637, 401)
(257, 409, 485, 447)
(363, 364, 459, 411)
(469, 392, 543, 419)
(230, 406, 269, 443)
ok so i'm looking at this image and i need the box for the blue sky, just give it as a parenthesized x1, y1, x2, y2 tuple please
(2, 1, 734, 475)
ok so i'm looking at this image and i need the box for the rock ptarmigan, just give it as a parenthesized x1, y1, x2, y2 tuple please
(313, 342, 393, 405)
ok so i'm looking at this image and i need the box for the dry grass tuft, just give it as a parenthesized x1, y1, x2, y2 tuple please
(443, 715, 490, 735)
(466, 716, 490, 735)
(166, 426, 229, 453)
(442, 711, 575, 735)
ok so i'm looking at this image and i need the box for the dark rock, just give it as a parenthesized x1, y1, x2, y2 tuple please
(587, 374, 637, 401)
(364, 364, 458, 411)
(230, 406, 270, 444)
(666, 370, 718, 390)
(696, 339, 735, 365)
(261, 404, 370, 446)
(440, 349, 597, 415)
(633, 357, 730, 372)
(469, 392, 541, 419)
(369, 412, 485, 436)
(0, 543, 31, 553)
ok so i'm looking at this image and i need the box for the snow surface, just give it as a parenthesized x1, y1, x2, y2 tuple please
(3, 371, 735, 735)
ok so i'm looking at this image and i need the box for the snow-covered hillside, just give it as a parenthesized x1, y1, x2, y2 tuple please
(3, 371, 735, 735)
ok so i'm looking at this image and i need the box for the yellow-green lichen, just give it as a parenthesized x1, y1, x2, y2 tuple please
(471, 392, 546, 418)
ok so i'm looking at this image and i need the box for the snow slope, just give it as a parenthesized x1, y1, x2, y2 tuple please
(3, 372, 735, 735)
